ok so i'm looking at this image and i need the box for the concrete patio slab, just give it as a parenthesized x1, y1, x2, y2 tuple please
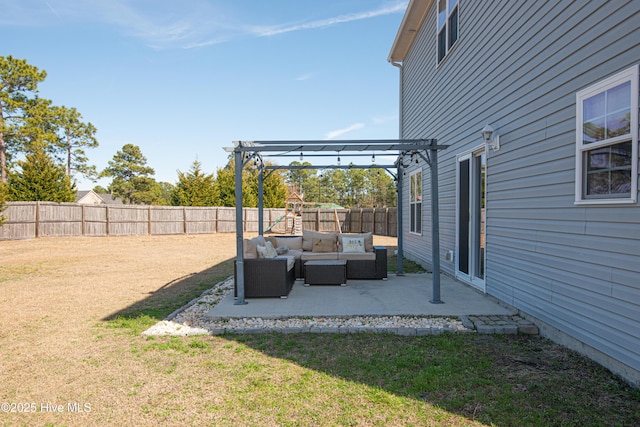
(206, 273, 516, 319)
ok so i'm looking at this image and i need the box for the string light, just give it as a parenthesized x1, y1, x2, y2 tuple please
(300, 152, 303, 161)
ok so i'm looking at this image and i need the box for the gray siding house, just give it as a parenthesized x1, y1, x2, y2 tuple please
(389, 0, 639, 386)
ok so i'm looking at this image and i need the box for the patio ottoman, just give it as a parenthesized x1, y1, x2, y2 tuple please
(304, 260, 347, 286)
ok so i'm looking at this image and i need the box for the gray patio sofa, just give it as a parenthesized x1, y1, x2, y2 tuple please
(234, 231, 387, 298)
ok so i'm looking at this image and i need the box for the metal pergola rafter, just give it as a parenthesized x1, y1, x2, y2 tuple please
(223, 139, 448, 306)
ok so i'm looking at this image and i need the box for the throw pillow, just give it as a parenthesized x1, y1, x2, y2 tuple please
(257, 241, 278, 258)
(342, 237, 365, 253)
(256, 244, 269, 258)
(303, 230, 337, 251)
(265, 236, 278, 248)
(243, 238, 258, 259)
(312, 237, 335, 253)
(338, 232, 374, 252)
(265, 241, 278, 258)
(276, 245, 289, 255)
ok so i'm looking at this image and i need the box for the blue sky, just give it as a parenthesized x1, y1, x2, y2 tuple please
(2, 0, 408, 189)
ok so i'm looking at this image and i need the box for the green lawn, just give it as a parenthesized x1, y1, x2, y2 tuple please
(105, 259, 640, 426)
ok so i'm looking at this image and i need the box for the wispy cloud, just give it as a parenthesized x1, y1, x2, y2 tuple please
(250, 2, 407, 37)
(0, 0, 407, 50)
(45, 1, 60, 17)
(325, 123, 365, 140)
(295, 72, 316, 81)
(371, 114, 398, 125)
(89, 0, 229, 50)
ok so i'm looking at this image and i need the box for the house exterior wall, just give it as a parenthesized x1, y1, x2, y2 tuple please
(395, 0, 640, 384)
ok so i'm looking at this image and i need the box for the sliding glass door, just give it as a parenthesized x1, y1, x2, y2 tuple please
(457, 149, 486, 290)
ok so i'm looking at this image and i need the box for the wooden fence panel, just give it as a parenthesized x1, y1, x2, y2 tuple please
(38, 202, 82, 237)
(349, 208, 363, 233)
(216, 207, 236, 233)
(185, 207, 217, 234)
(0, 202, 36, 239)
(151, 206, 185, 235)
(360, 208, 374, 233)
(243, 208, 259, 232)
(107, 206, 150, 236)
(83, 205, 107, 236)
(0, 202, 397, 239)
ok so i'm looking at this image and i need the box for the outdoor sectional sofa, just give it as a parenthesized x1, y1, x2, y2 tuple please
(234, 230, 387, 298)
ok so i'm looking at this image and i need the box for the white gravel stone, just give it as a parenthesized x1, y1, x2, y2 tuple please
(142, 277, 473, 336)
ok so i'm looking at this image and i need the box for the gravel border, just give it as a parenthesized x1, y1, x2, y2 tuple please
(143, 277, 475, 336)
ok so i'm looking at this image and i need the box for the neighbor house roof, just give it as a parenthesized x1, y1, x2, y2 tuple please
(76, 190, 123, 205)
(388, 0, 431, 63)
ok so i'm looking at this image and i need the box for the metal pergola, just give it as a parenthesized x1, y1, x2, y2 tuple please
(223, 139, 448, 306)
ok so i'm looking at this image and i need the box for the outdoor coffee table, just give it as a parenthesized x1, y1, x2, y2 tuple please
(304, 260, 347, 286)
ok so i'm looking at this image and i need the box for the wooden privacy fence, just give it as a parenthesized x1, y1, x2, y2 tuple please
(302, 208, 397, 237)
(0, 202, 397, 240)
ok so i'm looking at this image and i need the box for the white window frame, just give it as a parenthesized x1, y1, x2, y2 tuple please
(409, 170, 422, 235)
(436, 0, 459, 64)
(575, 65, 638, 205)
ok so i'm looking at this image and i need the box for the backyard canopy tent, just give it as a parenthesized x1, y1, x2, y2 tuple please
(223, 139, 448, 305)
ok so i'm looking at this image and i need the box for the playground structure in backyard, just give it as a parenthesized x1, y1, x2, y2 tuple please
(265, 186, 344, 235)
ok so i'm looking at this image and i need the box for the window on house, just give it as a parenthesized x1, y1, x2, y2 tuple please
(576, 66, 638, 204)
(410, 171, 422, 234)
(437, 0, 459, 63)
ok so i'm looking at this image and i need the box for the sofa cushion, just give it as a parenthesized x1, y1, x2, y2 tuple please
(287, 249, 303, 260)
(277, 255, 296, 271)
(312, 237, 336, 253)
(338, 232, 373, 252)
(337, 252, 376, 261)
(275, 236, 303, 251)
(303, 230, 337, 251)
(301, 252, 339, 261)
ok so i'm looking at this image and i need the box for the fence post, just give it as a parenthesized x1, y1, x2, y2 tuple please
(148, 206, 152, 235)
(183, 207, 187, 234)
(385, 207, 390, 236)
(35, 201, 40, 238)
(82, 204, 86, 236)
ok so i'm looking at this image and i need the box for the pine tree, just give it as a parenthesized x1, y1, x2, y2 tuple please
(172, 160, 218, 206)
(102, 144, 158, 204)
(1, 56, 99, 184)
(262, 164, 287, 208)
(8, 148, 75, 202)
(0, 55, 48, 182)
(51, 105, 99, 180)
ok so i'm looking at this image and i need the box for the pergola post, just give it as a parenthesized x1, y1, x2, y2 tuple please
(396, 160, 404, 276)
(234, 147, 247, 305)
(429, 140, 443, 304)
(258, 168, 264, 235)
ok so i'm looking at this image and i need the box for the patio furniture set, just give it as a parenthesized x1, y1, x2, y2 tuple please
(234, 230, 388, 298)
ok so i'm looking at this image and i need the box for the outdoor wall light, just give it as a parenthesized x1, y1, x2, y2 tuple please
(482, 124, 500, 151)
